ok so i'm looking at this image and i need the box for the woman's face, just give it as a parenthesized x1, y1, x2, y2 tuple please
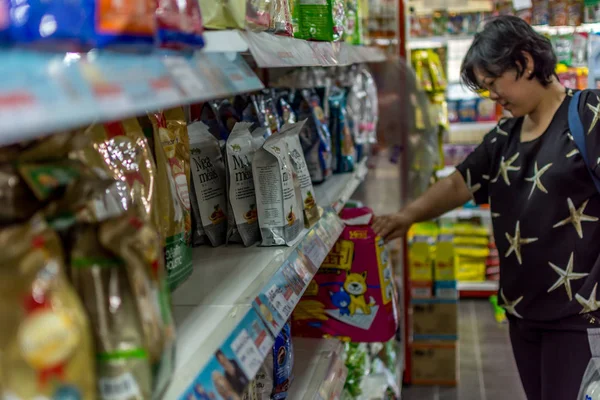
(474, 67, 539, 118)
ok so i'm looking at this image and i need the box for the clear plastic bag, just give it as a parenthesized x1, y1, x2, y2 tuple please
(578, 329, 600, 399)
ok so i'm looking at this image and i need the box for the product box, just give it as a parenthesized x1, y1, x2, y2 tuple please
(411, 341, 458, 386)
(457, 99, 477, 123)
(411, 298, 458, 341)
(476, 98, 496, 122)
(409, 236, 433, 282)
(434, 234, 455, 281)
(434, 280, 458, 300)
(410, 280, 433, 299)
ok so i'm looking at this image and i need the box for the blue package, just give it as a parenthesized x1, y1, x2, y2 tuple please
(0, 0, 9, 43)
(293, 89, 332, 184)
(329, 87, 356, 174)
(272, 322, 293, 400)
(7, 0, 155, 50)
(155, 0, 205, 50)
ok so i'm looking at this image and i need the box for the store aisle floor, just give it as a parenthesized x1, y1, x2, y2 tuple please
(402, 300, 527, 400)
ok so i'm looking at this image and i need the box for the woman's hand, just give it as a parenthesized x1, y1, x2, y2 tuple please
(372, 212, 414, 242)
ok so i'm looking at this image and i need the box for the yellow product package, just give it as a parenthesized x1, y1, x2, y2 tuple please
(72, 119, 159, 226)
(149, 108, 193, 290)
(0, 216, 96, 400)
(199, 0, 246, 29)
(70, 225, 153, 400)
(99, 216, 176, 396)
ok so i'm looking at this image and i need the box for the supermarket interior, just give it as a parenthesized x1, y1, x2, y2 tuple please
(3, 0, 600, 399)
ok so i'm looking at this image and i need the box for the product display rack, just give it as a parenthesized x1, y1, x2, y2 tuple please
(165, 165, 370, 399)
(0, 33, 385, 146)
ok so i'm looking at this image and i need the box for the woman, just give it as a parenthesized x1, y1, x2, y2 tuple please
(374, 16, 600, 399)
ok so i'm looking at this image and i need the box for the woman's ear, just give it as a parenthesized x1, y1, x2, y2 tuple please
(521, 51, 535, 78)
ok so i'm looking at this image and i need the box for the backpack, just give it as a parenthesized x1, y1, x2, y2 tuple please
(568, 90, 600, 193)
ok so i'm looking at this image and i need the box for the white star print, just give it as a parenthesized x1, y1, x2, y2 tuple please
(488, 197, 500, 218)
(505, 221, 538, 265)
(547, 253, 588, 301)
(491, 137, 498, 144)
(587, 96, 600, 135)
(501, 289, 523, 318)
(482, 174, 490, 181)
(491, 152, 521, 186)
(524, 161, 552, 199)
(466, 169, 481, 194)
(576, 283, 600, 314)
(567, 132, 574, 141)
(566, 149, 579, 158)
(553, 198, 598, 239)
(496, 125, 509, 136)
(567, 88, 574, 97)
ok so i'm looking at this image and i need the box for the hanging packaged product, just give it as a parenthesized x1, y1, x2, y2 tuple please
(328, 87, 356, 174)
(0, 216, 96, 400)
(155, 0, 205, 50)
(270, 0, 293, 35)
(255, 322, 294, 400)
(253, 133, 304, 246)
(70, 225, 153, 400)
(260, 90, 283, 135)
(344, 0, 363, 44)
(553, 34, 573, 66)
(198, 0, 246, 29)
(293, 0, 345, 41)
(6, 0, 156, 49)
(73, 119, 159, 226)
(225, 122, 261, 247)
(247, 0, 272, 31)
(238, 95, 270, 136)
(292, 207, 398, 342)
(188, 121, 228, 247)
(281, 122, 321, 228)
(149, 108, 193, 290)
(199, 102, 230, 141)
(98, 215, 176, 396)
(412, 51, 434, 92)
(292, 89, 333, 184)
(275, 90, 297, 126)
(218, 99, 243, 138)
(427, 49, 447, 92)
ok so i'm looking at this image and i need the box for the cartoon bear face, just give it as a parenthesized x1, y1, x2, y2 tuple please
(344, 271, 368, 296)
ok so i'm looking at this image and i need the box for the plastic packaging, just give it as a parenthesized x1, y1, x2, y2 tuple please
(225, 122, 261, 247)
(271, 0, 293, 35)
(189, 121, 228, 247)
(149, 108, 193, 290)
(328, 87, 356, 174)
(294, 0, 345, 41)
(256, 323, 294, 400)
(293, 207, 398, 342)
(275, 90, 297, 126)
(156, 0, 205, 50)
(0, 216, 96, 400)
(199, 0, 246, 29)
(281, 121, 321, 228)
(253, 133, 304, 246)
(7, 0, 155, 50)
(247, 0, 272, 31)
(292, 89, 333, 184)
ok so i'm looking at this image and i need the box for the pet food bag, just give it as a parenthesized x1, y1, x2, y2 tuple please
(281, 121, 320, 228)
(188, 121, 228, 247)
(293, 0, 345, 41)
(292, 207, 398, 342)
(199, 0, 246, 29)
(247, 0, 272, 31)
(226, 122, 261, 246)
(255, 322, 294, 400)
(253, 133, 304, 246)
(0, 216, 96, 400)
(156, 0, 205, 49)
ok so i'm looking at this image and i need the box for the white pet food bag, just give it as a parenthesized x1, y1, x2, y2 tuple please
(578, 328, 600, 400)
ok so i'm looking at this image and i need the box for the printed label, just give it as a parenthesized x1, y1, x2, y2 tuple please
(266, 284, 296, 320)
(173, 171, 190, 211)
(230, 329, 263, 379)
(99, 373, 142, 400)
(227, 138, 258, 229)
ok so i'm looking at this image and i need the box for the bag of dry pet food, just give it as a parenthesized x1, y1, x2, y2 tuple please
(99, 215, 176, 396)
(150, 108, 193, 290)
(253, 133, 304, 246)
(281, 121, 321, 228)
(70, 224, 153, 400)
(0, 215, 96, 400)
(189, 121, 228, 247)
(225, 122, 261, 246)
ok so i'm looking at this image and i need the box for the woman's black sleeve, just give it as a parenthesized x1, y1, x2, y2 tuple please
(455, 129, 497, 205)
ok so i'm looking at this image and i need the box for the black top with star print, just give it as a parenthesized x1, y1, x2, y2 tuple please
(456, 89, 600, 321)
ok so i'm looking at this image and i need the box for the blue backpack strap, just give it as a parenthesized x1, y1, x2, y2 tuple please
(568, 90, 600, 193)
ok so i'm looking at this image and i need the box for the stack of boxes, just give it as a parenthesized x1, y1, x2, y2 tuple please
(408, 226, 459, 386)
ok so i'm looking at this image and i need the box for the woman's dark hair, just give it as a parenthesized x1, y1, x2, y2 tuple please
(461, 15, 557, 91)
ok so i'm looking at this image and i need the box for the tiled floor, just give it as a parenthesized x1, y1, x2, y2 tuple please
(402, 300, 527, 400)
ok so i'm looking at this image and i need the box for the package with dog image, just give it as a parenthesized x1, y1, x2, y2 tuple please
(292, 207, 398, 342)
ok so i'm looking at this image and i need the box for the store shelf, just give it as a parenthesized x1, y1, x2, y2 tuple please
(0, 49, 263, 146)
(288, 338, 348, 400)
(458, 281, 499, 298)
(164, 169, 369, 399)
(314, 157, 370, 213)
(448, 122, 496, 144)
(242, 31, 387, 68)
(407, 35, 475, 49)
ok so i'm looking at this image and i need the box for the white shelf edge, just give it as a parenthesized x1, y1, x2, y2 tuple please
(457, 281, 499, 291)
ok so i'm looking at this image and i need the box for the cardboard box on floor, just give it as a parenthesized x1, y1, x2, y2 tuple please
(411, 298, 458, 341)
(411, 341, 458, 386)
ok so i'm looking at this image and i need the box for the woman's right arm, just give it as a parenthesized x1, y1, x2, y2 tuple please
(372, 171, 472, 241)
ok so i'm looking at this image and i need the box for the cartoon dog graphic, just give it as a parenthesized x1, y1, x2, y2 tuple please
(330, 289, 351, 316)
(344, 271, 372, 315)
